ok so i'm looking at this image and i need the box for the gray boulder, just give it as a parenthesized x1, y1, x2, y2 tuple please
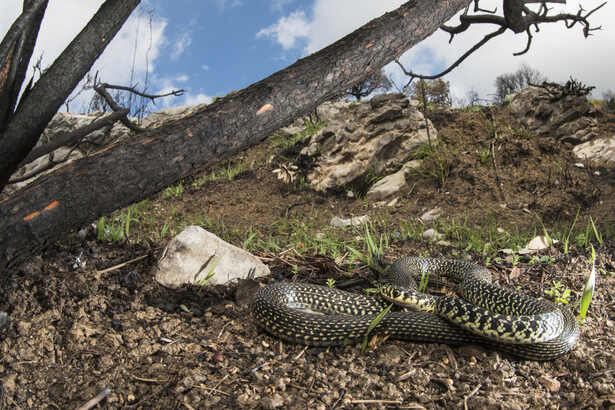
(509, 85, 599, 144)
(153, 226, 270, 288)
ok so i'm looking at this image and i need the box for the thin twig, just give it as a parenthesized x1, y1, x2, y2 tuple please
(464, 383, 482, 410)
(130, 373, 172, 383)
(94, 254, 148, 276)
(350, 399, 403, 405)
(75, 387, 110, 410)
(126, 386, 164, 408)
(491, 138, 506, 202)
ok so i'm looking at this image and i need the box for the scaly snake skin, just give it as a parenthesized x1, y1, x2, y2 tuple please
(252, 258, 579, 360)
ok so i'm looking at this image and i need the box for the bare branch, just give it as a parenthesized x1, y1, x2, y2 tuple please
(402, 0, 604, 83)
(94, 83, 144, 133)
(93, 82, 185, 133)
(17, 109, 130, 167)
(396, 26, 506, 84)
(0, 0, 141, 192)
(9, 142, 85, 184)
(102, 83, 185, 101)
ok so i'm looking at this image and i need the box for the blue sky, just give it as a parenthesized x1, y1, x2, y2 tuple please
(2, 0, 614, 112)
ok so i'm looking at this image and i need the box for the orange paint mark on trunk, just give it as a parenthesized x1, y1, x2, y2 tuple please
(23, 200, 60, 221)
(44, 200, 59, 210)
(23, 211, 40, 221)
(256, 104, 273, 114)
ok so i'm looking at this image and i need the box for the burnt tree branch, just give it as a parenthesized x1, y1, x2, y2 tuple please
(93, 82, 185, 133)
(15, 109, 130, 169)
(0, 0, 141, 192)
(402, 0, 604, 83)
(0, 0, 48, 126)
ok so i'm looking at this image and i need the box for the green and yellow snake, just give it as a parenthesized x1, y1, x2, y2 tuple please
(252, 257, 579, 360)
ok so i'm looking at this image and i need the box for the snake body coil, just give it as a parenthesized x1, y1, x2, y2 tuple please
(252, 258, 579, 360)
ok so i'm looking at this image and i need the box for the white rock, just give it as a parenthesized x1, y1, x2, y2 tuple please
(366, 160, 420, 200)
(330, 215, 370, 228)
(306, 94, 437, 189)
(518, 235, 555, 254)
(422, 229, 443, 240)
(420, 207, 442, 221)
(387, 198, 399, 207)
(574, 137, 615, 163)
(153, 226, 270, 288)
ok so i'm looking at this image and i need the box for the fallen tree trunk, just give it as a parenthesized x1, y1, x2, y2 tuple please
(0, 0, 471, 268)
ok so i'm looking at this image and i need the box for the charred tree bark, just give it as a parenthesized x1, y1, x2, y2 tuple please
(0, 0, 472, 268)
(0, 0, 141, 191)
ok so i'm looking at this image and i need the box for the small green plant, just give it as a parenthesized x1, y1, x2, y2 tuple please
(578, 245, 597, 323)
(198, 254, 225, 285)
(530, 255, 555, 265)
(407, 141, 452, 188)
(162, 182, 184, 199)
(326, 278, 336, 288)
(180, 304, 191, 313)
(544, 281, 571, 304)
(511, 252, 521, 267)
(478, 147, 491, 165)
(418, 267, 430, 293)
(346, 221, 388, 267)
(562, 209, 580, 254)
(509, 125, 532, 139)
(589, 216, 603, 247)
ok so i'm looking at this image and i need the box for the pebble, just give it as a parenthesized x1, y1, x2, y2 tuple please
(330, 215, 370, 228)
(420, 207, 441, 221)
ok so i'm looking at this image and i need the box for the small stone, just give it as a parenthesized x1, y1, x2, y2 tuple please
(111, 318, 123, 332)
(538, 375, 561, 392)
(420, 207, 441, 221)
(330, 215, 370, 228)
(422, 229, 443, 240)
(213, 354, 224, 363)
(574, 162, 584, 168)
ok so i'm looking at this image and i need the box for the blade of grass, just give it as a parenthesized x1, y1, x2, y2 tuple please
(578, 245, 596, 323)
(361, 303, 393, 354)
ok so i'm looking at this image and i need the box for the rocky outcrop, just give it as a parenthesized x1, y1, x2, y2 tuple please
(301, 93, 437, 190)
(282, 99, 354, 134)
(509, 85, 599, 144)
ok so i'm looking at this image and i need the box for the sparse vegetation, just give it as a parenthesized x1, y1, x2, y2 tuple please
(494, 62, 548, 104)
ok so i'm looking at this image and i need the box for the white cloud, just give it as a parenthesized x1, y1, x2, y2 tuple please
(256, 10, 311, 51)
(261, 0, 614, 102)
(183, 93, 214, 106)
(171, 30, 192, 60)
(271, 0, 292, 12)
(306, 0, 405, 53)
